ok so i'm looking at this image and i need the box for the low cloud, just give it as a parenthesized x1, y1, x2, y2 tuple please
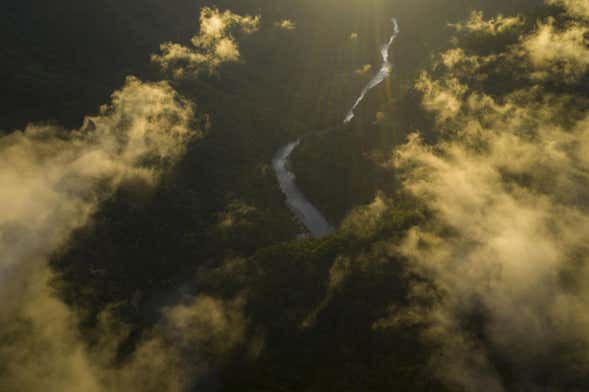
(415, 72, 467, 123)
(448, 7, 589, 83)
(275, 19, 296, 31)
(0, 76, 249, 391)
(449, 11, 524, 35)
(341, 193, 388, 238)
(394, 94, 589, 390)
(0, 76, 195, 288)
(152, 7, 260, 77)
(301, 255, 353, 329)
(521, 18, 589, 82)
(439, 48, 498, 78)
(548, 0, 589, 19)
(0, 273, 247, 392)
(385, 4, 589, 390)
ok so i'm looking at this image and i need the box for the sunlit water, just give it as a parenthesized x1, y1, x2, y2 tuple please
(344, 18, 399, 123)
(272, 140, 335, 238)
(273, 18, 398, 238)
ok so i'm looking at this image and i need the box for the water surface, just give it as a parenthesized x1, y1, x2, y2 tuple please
(272, 140, 335, 238)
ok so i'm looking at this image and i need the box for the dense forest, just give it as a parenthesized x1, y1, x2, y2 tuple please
(2, 0, 589, 391)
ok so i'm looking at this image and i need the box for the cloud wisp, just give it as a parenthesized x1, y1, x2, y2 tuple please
(0, 76, 196, 287)
(449, 10, 524, 35)
(0, 6, 263, 387)
(275, 19, 296, 31)
(520, 17, 589, 82)
(0, 75, 243, 391)
(382, 4, 589, 390)
(344, 18, 399, 123)
(152, 7, 260, 78)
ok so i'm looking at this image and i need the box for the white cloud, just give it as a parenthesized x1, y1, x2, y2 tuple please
(521, 18, 589, 82)
(0, 77, 249, 392)
(0, 76, 195, 282)
(548, 0, 589, 19)
(415, 72, 467, 123)
(152, 7, 260, 77)
(450, 11, 524, 35)
(382, 7, 589, 389)
(275, 19, 296, 31)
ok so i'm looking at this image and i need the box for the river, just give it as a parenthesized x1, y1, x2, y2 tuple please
(272, 140, 335, 238)
(272, 18, 399, 238)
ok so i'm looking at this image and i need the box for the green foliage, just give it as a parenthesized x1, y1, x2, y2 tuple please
(7, 0, 553, 390)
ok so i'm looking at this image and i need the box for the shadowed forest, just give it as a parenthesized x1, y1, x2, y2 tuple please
(2, 0, 589, 391)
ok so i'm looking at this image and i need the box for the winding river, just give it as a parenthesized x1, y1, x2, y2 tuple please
(272, 140, 335, 237)
(345, 18, 399, 123)
(272, 18, 399, 238)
